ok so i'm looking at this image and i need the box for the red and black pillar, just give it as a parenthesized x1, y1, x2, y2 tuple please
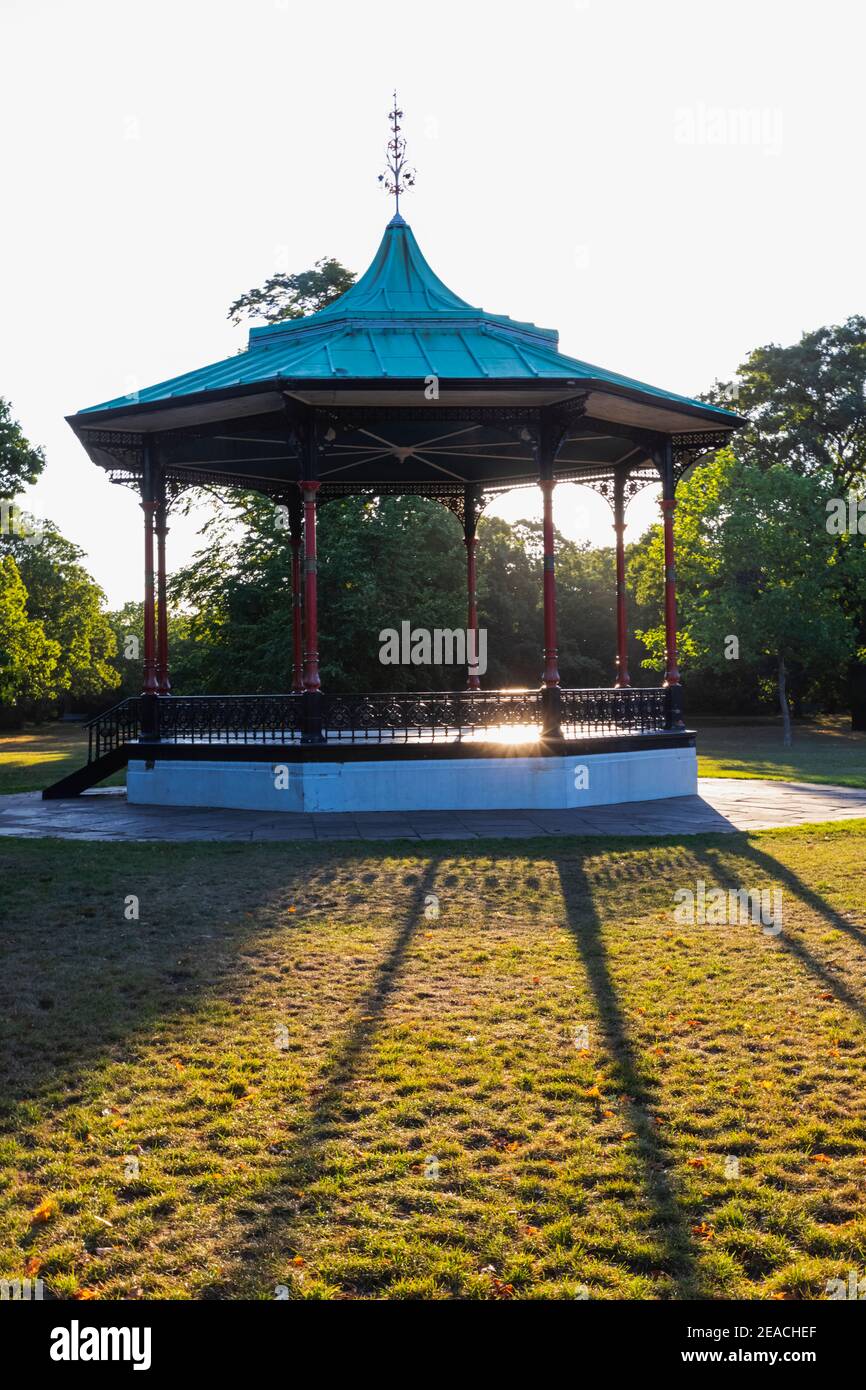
(288, 495, 304, 694)
(464, 484, 480, 691)
(298, 417, 324, 742)
(540, 483, 560, 688)
(613, 468, 631, 688)
(659, 440, 684, 728)
(301, 479, 321, 694)
(155, 471, 171, 695)
(538, 424, 562, 740)
(140, 446, 159, 738)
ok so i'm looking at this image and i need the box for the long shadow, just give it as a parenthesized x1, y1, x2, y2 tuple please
(214, 857, 440, 1292)
(0, 839, 398, 1116)
(553, 850, 703, 1298)
(688, 838, 866, 1021)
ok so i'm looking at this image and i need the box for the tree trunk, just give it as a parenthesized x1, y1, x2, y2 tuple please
(778, 653, 793, 747)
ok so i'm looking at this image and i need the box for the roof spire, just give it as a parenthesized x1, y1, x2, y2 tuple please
(378, 91, 415, 221)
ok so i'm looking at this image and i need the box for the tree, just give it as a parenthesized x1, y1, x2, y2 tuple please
(707, 316, 866, 489)
(631, 452, 858, 744)
(105, 601, 194, 700)
(705, 317, 866, 727)
(168, 491, 624, 695)
(1, 520, 119, 711)
(227, 258, 356, 326)
(0, 397, 44, 499)
(0, 555, 59, 710)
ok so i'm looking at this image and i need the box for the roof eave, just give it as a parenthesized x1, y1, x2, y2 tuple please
(67, 373, 743, 442)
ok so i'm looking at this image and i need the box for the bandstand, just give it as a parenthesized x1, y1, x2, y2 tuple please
(46, 104, 741, 812)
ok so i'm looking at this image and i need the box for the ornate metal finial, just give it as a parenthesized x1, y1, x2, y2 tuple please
(378, 91, 415, 215)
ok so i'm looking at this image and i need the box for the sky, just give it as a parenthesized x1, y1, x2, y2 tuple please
(1, 0, 864, 607)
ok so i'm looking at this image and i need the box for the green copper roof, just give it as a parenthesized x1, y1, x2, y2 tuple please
(79, 215, 738, 424)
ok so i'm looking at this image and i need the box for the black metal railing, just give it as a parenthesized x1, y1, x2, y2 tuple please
(320, 688, 545, 743)
(559, 686, 669, 736)
(87, 696, 142, 760)
(156, 694, 304, 744)
(85, 686, 676, 761)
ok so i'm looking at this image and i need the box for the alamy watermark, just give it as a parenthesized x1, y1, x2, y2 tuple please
(826, 1269, 866, 1299)
(673, 879, 782, 935)
(0, 500, 44, 547)
(379, 622, 487, 677)
(826, 494, 866, 535)
(674, 104, 783, 157)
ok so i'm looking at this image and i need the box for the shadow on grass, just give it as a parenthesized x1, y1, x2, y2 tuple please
(0, 840, 413, 1118)
(554, 852, 703, 1299)
(688, 839, 866, 1020)
(209, 857, 440, 1297)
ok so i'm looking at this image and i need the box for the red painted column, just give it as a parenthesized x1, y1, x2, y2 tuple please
(465, 525, 480, 691)
(613, 472, 631, 688)
(540, 477, 560, 687)
(155, 480, 171, 695)
(463, 484, 481, 690)
(301, 481, 321, 691)
(660, 496, 681, 688)
(141, 491, 158, 696)
(291, 530, 304, 694)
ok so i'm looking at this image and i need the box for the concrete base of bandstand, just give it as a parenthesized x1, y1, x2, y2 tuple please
(126, 742, 698, 814)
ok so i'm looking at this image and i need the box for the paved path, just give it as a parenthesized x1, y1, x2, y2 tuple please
(1, 779, 865, 842)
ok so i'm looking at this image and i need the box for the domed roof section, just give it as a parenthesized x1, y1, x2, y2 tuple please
(292, 212, 476, 319)
(245, 214, 561, 356)
(76, 214, 739, 428)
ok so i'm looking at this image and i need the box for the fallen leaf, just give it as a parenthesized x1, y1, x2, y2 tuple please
(687, 1158, 706, 1168)
(30, 1198, 59, 1225)
(23, 1256, 42, 1276)
(692, 1222, 715, 1241)
(810, 1153, 832, 1164)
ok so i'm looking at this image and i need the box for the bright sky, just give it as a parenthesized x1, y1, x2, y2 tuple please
(1, 0, 863, 607)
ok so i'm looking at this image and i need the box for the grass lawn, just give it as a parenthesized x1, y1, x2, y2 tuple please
(693, 715, 866, 790)
(2, 824, 866, 1300)
(0, 725, 125, 795)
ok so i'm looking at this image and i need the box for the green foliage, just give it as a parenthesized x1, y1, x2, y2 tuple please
(226, 258, 356, 326)
(0, 555, 59, 707)
(167, 494, 625, 694)
(1, 521, 119, 713)
(706, 316, 866, 490)
(631, 451, 858, 722)
(0, 398, 44, 499)
(105, 601, 194, 700)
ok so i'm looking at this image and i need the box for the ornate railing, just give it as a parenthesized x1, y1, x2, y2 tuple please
(85, 686, 676, 761)
(156, 694, 304, 744)
(88, 696, 142, 759)
(559, 686, 669, 736)
(321, 688, 544, 742)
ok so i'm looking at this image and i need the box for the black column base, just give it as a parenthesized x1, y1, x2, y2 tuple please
(664, 682, 685, 730)
(540, 685, 563, 741)
(140, 692, 160, 742)
(301, 689, 325, 744)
